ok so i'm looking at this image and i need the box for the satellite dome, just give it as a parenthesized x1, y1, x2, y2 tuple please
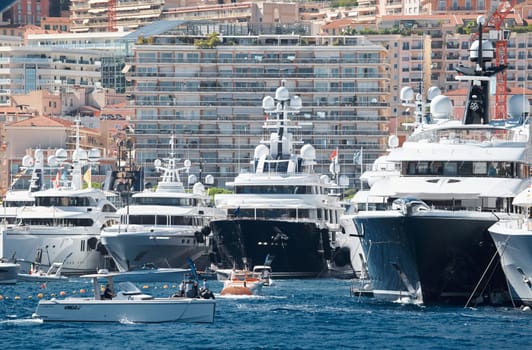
(188, 174, 197, 185)
(400, 86, 414, 102)
(262, 96, 275, 110)
(290, 95, 302, 109)
(88, 148, 100, 162)
(254, 144, 270, 159)
(22, 155, 34, 167)
(427, 86, 441, 101)
(430, 95, 453, 119)
(469, 39, 494, 62)
(204, 174, 214, 185)
(300, 144, 316, 160)
(154, 159, 162, 168)
(55, 148, 67, 162)
(275, 86, 290, 101)
(508, 95, 530, 119)
(193, 182, 205, 195)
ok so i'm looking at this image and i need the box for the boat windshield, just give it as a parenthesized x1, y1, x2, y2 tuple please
(117, 281, 142, 294)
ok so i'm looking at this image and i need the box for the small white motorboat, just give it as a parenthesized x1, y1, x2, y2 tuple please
(32, 271, 216, 323)
(0, 260, 19, 284)
(18, 261, 68, 282)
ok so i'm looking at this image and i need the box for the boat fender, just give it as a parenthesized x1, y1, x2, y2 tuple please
(194, 231, 204, 243)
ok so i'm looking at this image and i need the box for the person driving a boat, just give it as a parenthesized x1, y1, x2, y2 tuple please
(102, 284, 113, 300)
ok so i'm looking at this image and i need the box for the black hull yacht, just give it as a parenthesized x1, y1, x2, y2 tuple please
(353, 17, 530, 305)
(210, 81, 356, 279)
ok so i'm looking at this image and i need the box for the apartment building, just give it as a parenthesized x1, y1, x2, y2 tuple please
(125, 21, 391, 188)
(70, 0, 165, 33)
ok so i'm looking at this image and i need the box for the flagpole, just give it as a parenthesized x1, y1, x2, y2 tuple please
(360, 146, 363, 190)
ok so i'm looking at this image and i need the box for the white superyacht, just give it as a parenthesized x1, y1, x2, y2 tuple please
(101, 136, 224, 272)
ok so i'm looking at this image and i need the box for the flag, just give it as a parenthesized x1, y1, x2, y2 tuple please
(353, 149, 363, 165)
(83, 167, 91, 188)
(53, 170, 60, 188)
(329, 149, 338, 161)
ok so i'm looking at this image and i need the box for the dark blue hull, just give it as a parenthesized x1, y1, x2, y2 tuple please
(354, 211, 508, 305)
(210, 219, 333, 278)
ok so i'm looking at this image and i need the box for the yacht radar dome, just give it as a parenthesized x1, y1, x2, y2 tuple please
(73, 149, 88, 162)
(184, 159, 191, 169)
(508, 95, 530, 119)
(55, 149, 68, 163)
(320, 174, 331, 184)
(430, 95, 453, 119)
(254, 144, 270, 159)
(188, 174, 197, 185)
(22, 155, 34, 168)
(300, 144, 316, 160)
(290, 95, 302, 110)
(469, 39, 494, 62)
(262, 96, 275, 110)
(204, 174, 214, 185)
(47, 155, 58, 167)
(192, 182, 205, 195)
(275, 86, 290, 102)
(154, 159, 162, 168)
(427, 86, 442, 101)
(400, 86, 414, 102)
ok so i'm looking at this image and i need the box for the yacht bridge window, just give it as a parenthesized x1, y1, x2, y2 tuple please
(403, 161, 525, 178)
(131, 197, 198, 206)
(234, 208, 312, 220)
(234, 185, 315, 194)
(124, 215, 202, 226)
(35, 196, 96, 207)
(19, 218, 94, 226)
(3, 200, 34, 207)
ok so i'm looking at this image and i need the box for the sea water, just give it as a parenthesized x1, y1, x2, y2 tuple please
(1, 278, 532, 349)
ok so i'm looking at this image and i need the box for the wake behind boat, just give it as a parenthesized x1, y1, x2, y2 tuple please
(101, 136, 224, 272)
(210, 81, 357, 279)
(32, 271, 216, 323)
(353, 18, 529, 305)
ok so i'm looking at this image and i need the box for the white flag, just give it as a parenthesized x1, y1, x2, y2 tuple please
(353, 151, 362, 165)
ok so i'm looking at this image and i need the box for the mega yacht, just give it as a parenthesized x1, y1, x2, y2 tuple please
(2, 120, 119, 275)
(209, 82, 356, 278)
(352, 18, 531, 305)
(101, 137, 224, 272)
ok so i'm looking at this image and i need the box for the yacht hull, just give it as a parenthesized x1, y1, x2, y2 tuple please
(210, 219, 331, 278)
(101, 228, 210, 271)
(2, 229, 103, 275)
(0, 262, 19, 284)
(489, 223, 532, 306)
(33, 298, 216, 323)
(354, 210, 507, 305)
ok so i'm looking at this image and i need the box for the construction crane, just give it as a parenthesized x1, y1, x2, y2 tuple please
(481, 1, 516, 119)
(108, 0, 117, 32)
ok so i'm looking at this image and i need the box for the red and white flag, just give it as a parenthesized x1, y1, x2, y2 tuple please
(329, 149, 338, 161)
